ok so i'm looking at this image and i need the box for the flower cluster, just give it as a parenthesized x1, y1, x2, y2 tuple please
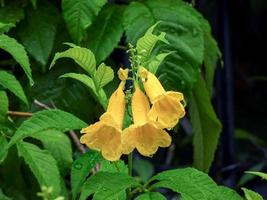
(80, 67, 185, 161)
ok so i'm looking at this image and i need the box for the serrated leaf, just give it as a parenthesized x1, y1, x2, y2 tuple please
(0, 71, 28, 105)
(85, 5, 124, 63)
(60, 72, 108, 109)
(51, 44, 96, 76)
(151, 167, 218, 200)
(100, 160, 128, 174)
(18, 1, 59, 66)
(71, 150, 102, 199)
(79, 172, 140, 200)
(136, 23, 168, 63)
(0, 90, 8, 122)
(242, 188, 263, 200)
(0, 6, 24, 24)
(31, 130, 73, 174)
(151, 168, 242, 200)
(7, 109, 87, 148)
(94, 63, 114, 90)
(17, 141, 61, 198)
(190, 74, 222, 172)
(0, 35, 33, 85)
(135, 192, 166, 200)
(62, 0, 107, 43)
(0, 22, 15, 34)
(246, 171, 267, 181)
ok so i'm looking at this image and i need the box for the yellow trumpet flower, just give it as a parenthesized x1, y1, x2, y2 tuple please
(122, 86, 171, 156)
(139, 67, 185, 130)
(80, 76, 127, 161)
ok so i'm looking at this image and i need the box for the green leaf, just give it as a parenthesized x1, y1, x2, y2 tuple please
(31, 130, 73, 174)
(85, 5, 124, 63)
(0, 22, 15, 34)
(246, 171, 267, 181)
(151, 167, 218, 200)
(190, 74, 222, 172)
(242, 188, 263, 200)
(60, 72, 108, 109)
(100, 160, 128, 174)
(133, 156, 154, 182)
(79, 172, 140, 200)
(94, 63, 114, 90)
(17, 141, 61, 198)
(0, 135, 8, 163)
(7, 109, 87, 148)
(0, 5, 24, 24)
(135, 192, 166, 200)
(62, 0, 107, 43)
(18, 1, 59, 66)
(30, 0, 37, 8)
(71, 150, 102, 199)
(124, 0, 205, 95)
(0, 71, 28, 105)
(0, 90, 8, 122)
(0, 188, 11, 200)
(147, 52, 171, 74)
(136, 23, 168, 63)
(51, 44, 96, 76)
(151, 168, 242, 200)
(0, 35, 33, 85)
(238, 163, 265, 186)
(216, 186, 243, 200)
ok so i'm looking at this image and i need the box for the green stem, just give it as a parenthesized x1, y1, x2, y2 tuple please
(127, 153, 133, 200)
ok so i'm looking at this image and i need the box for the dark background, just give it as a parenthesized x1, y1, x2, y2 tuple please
(196, 0, 267, 197)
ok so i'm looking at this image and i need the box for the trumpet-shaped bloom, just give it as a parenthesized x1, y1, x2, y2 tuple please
(139, 67, 185, 130)
(80, 81, 125, 161)
(122, 86, 171, 156)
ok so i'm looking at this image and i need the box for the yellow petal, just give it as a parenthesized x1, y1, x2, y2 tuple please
(131, 86, 150, 125)
(105, 81, 126, 129)
(139, 67, 165, 103)
(122, 122, 171, 156)
(80, 120, 122, 161)
(118, 68, 129, 81)
(148, 92, 185, 130)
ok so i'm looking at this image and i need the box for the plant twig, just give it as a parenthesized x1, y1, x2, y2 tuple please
(33, 99, 86, 154)
(7, 111, 33, 117)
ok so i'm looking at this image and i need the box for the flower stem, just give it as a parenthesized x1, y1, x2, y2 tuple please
(127, 153, 133, 200)
(128, 153, 133, 176)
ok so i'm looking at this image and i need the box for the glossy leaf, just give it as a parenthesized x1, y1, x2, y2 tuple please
(242, 188, 263, 200)
(17, 141, 61, 198)
(85, 5, 124, 63)
(246, 171, 267, 181)
(62, 0, 107, 43)
(0, 35, 33, 85)
(31, 130, 73, 174)
(0, 71, 28, 105)
(79, 172, 139, 200)
(190, 74, 222, 172)
(7, 109, 87, 148)
(51, 44, 96, 76)
(94, 63, 114, 90)
(71, 151, 102, 199)
(60, 72, 108, 109)
(18, 2, 59, 66)
(0, 22, 15, 34)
